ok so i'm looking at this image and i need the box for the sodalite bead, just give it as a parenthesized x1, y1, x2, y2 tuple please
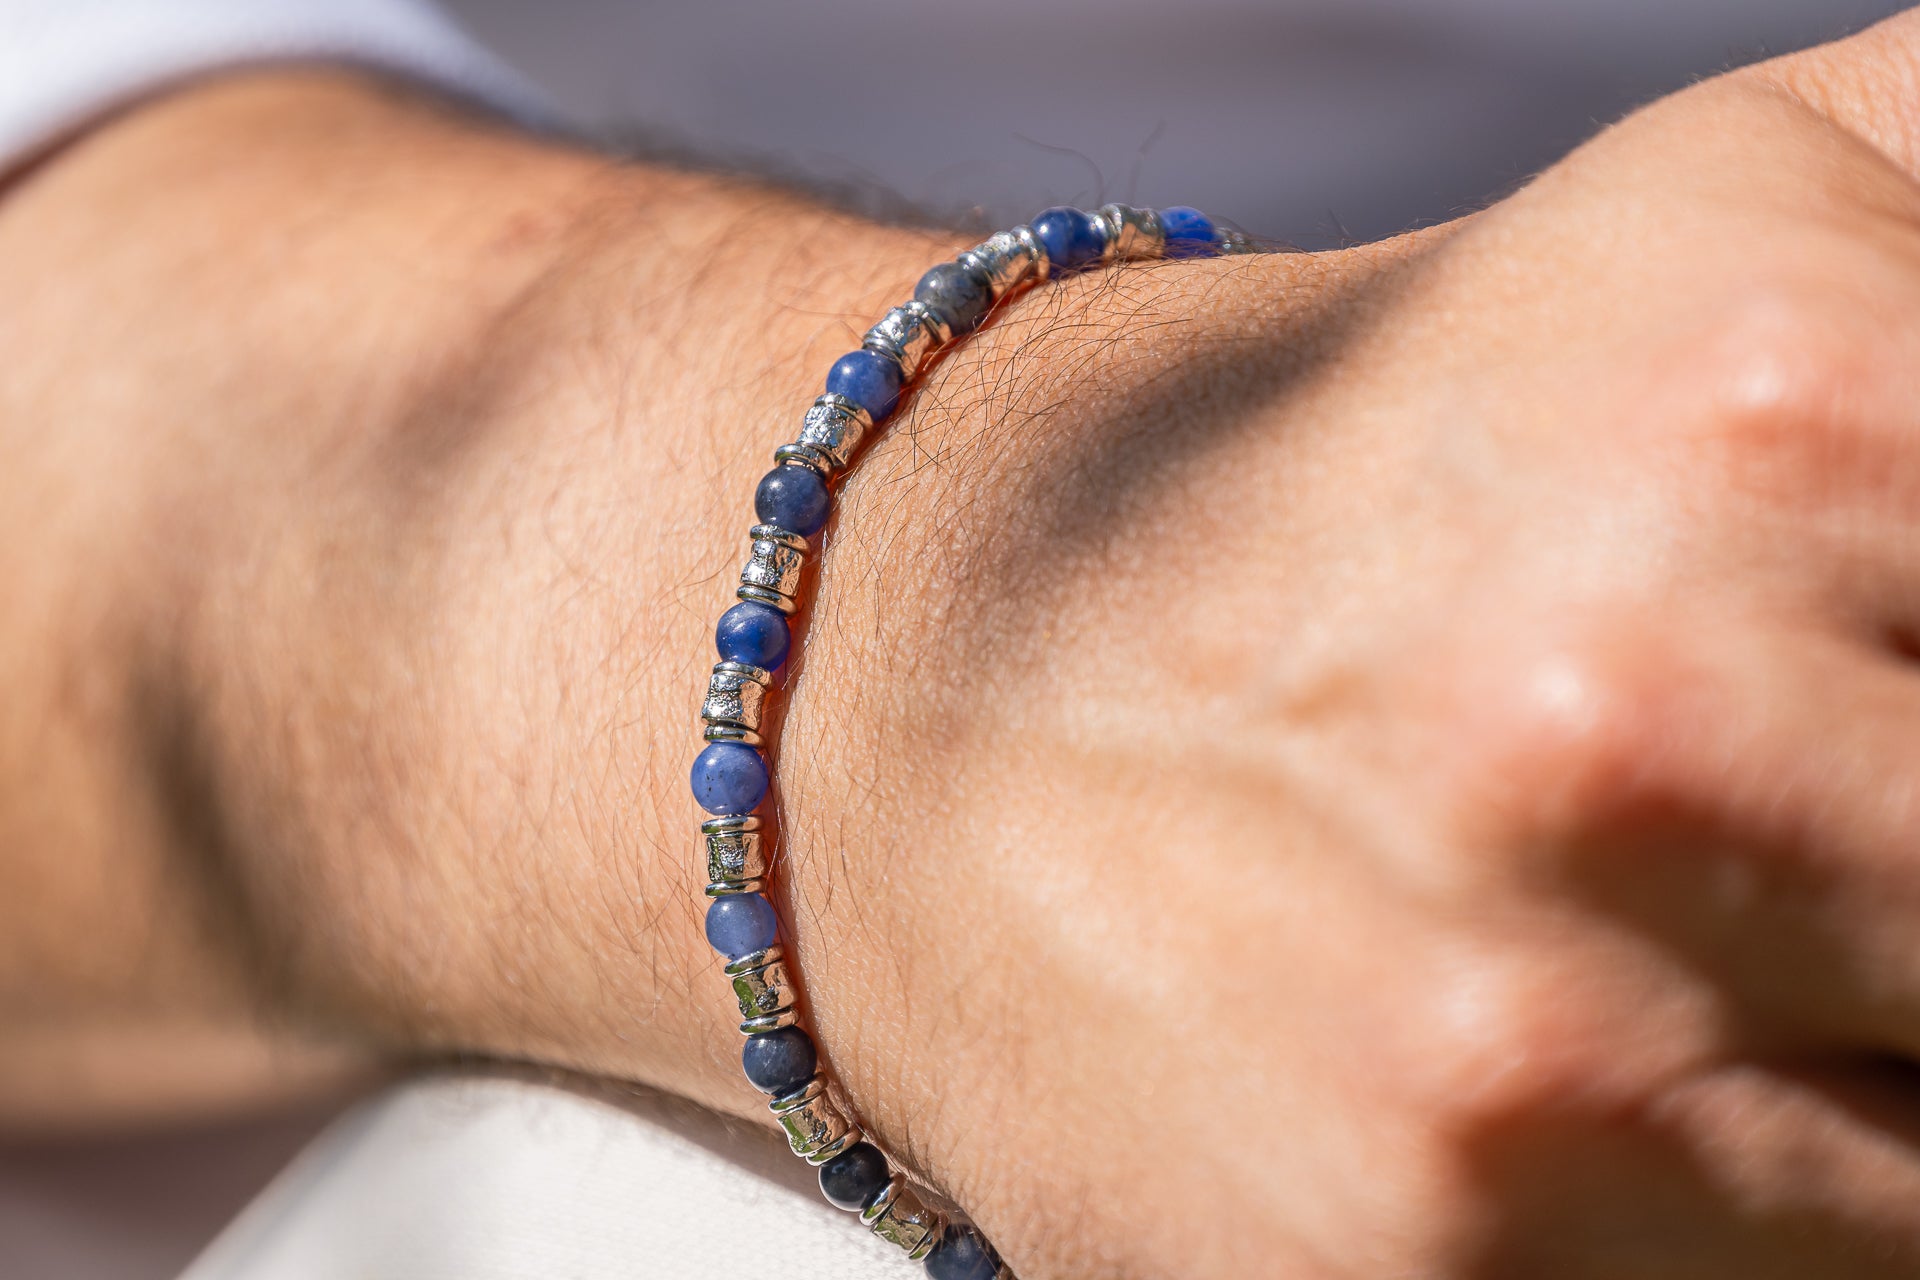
(1031, 206, 1103, 274)
(705, 891, 779, 959)
(690, 741, 769, 815)
(826, 349, 903, 422)
(923, 1223, 998, 1280)
(818, 1141, 891, 1211)
(755, 465, 831, 537)
(914, 261, 993, 335)
(1158, 205, 1217, 258)
(742, 1024, 817, 1095)
(715, 600, 791, 671)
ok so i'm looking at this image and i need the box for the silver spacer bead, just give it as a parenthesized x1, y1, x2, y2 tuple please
(703, 814, 768, 895)
(1009, 224, 1051, 285)
(773, 443, 833, 479)
(793, 392, 873, 473)
(957, 229, 1044, 300)
(738, 524, 808, 614)
(700, 661, 771, 746)
(1213, 225, 1257, 255)
(768, 1073, 863, 1165)
(1095, 203, 1165, 262)
(860, 1174, 945, 1260)
(863, 300, 953, 381)
(725, 944, 797, 1030)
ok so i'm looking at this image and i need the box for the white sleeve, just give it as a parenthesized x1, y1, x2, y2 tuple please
(0, 0, 552, 168)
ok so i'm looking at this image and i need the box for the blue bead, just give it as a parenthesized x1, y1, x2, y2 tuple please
(1158, 206, 1217, 258)
(704, 892, 779, 959)
(818, 1141, 891, 1211)
(715, 601, 790, 671)
(1031, 206, 1103, 275)
(825, 349, 903, 422)
(741, 1025, 817, 1095)
(915, 261, 993, 334)
(924, 1223, 998, 1280)
(755, 465, 831, 537)
(689, 741, 768, 815)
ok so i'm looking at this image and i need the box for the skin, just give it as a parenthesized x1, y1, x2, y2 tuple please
(13, 11, 1920, 1277)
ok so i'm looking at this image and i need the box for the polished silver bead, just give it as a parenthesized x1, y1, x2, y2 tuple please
(703, 814, 768, 895)
(768, 1073, 862, 1165)
(1096, 203, 1165, 262)
(864, 301, 952, 380)
(860, 1174, 945, 1260)
(1009, 225, 1051, 285)
(788, 392, 873, 474)
(958, 229, 1044, 299)
(725, 944, 797, 1030)
(738, 525, 807, 613)
(700, 661, 771, 746)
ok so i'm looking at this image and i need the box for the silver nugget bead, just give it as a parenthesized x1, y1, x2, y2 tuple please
(861, 1174, 945, 1260)
(957, 229, 1044, 300)
(703, 814, 767, 896)
(864, 301, 952, 380)
(768, 1073, 862, 1165)
(700, 661, 771, 746)
(1095, 203, 1165, 262)
(738, 524, 807, 613)
(782, 392, 873, 474)
(725, 944, 798, 1031)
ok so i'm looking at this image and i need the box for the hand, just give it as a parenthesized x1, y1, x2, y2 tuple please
(9, 14, 1920, 1279)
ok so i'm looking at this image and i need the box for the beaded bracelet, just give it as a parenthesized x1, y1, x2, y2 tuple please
(691, 203, 1256, 1279)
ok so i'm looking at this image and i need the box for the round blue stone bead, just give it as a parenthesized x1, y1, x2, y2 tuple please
(818, 1141, 891, 1211)
(704, 891, 779, 959)
(825, 349, 903, 422)
(1158, 205, 1217, 258)
(924, 1223, 998, 1280)
(1031, 206, 1103, 275)
(715, 601, 790, 671)
(741, 1025, 817, 1095)
(754, 465, 831, 537)
(689, 741, 769, 815)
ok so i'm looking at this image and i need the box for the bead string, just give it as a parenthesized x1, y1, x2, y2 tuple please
(692, 203, 1255, 1279)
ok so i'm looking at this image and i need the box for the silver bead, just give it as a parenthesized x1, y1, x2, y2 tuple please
(1095, 203, 1164, 262)
(738, 525, 807, 613)
(790, 392, 873, 474)
(864, 301, 952, 380)
(725, 944, 797, 1030)
(958, 229, 1044, 299)
(860, 1174, 945, 1260)
(1009, 225, 1051, 285)
(700, 661, 771, 746)
(703, 814, 768, 895)
(768, 1073, 862, 1165)
(1213, 225, 1257, 255)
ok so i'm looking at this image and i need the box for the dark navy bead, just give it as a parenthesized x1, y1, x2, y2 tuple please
(715, 601, 790, 671)
(914, 261, 993, 335)
(741, 1025, 817, 1095)
(689, 741, 769, 815)
(1158, 205, 1217, 258)
(818, 1141, 892, 1211)
(924, 1223, 998, 1280)
(754, 465, 831, 537)
(704, 891, 779, 958)
(825, 349, 903, 422)
(1031, 206, 1103, 274)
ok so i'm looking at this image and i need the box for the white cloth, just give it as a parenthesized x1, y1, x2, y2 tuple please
(0, 0, 546, 167)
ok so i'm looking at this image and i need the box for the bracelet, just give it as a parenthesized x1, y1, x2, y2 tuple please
(691, 203, 1256, 1279)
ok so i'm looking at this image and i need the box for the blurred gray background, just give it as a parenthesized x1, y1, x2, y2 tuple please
(3, 0, 1910, 1276)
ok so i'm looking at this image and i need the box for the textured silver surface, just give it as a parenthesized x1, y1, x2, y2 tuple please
(1096, 203, 1165, 262)
(700, 661, 771, 744)
(738, 525, 808, 613)
(795, 393, 872, 472)
(703, 814, 768, 894)
(726, 945, 797, 1028)
(957, 229, 1042, 299)
(859, 1175, 943, 1260)
(863, 301, 952, 379)
(768, 1075, 861, 1165)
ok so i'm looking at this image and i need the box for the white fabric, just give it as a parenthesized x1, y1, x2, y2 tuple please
(181, 1073, 902, 1280)
(0, 0, 547, 167)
